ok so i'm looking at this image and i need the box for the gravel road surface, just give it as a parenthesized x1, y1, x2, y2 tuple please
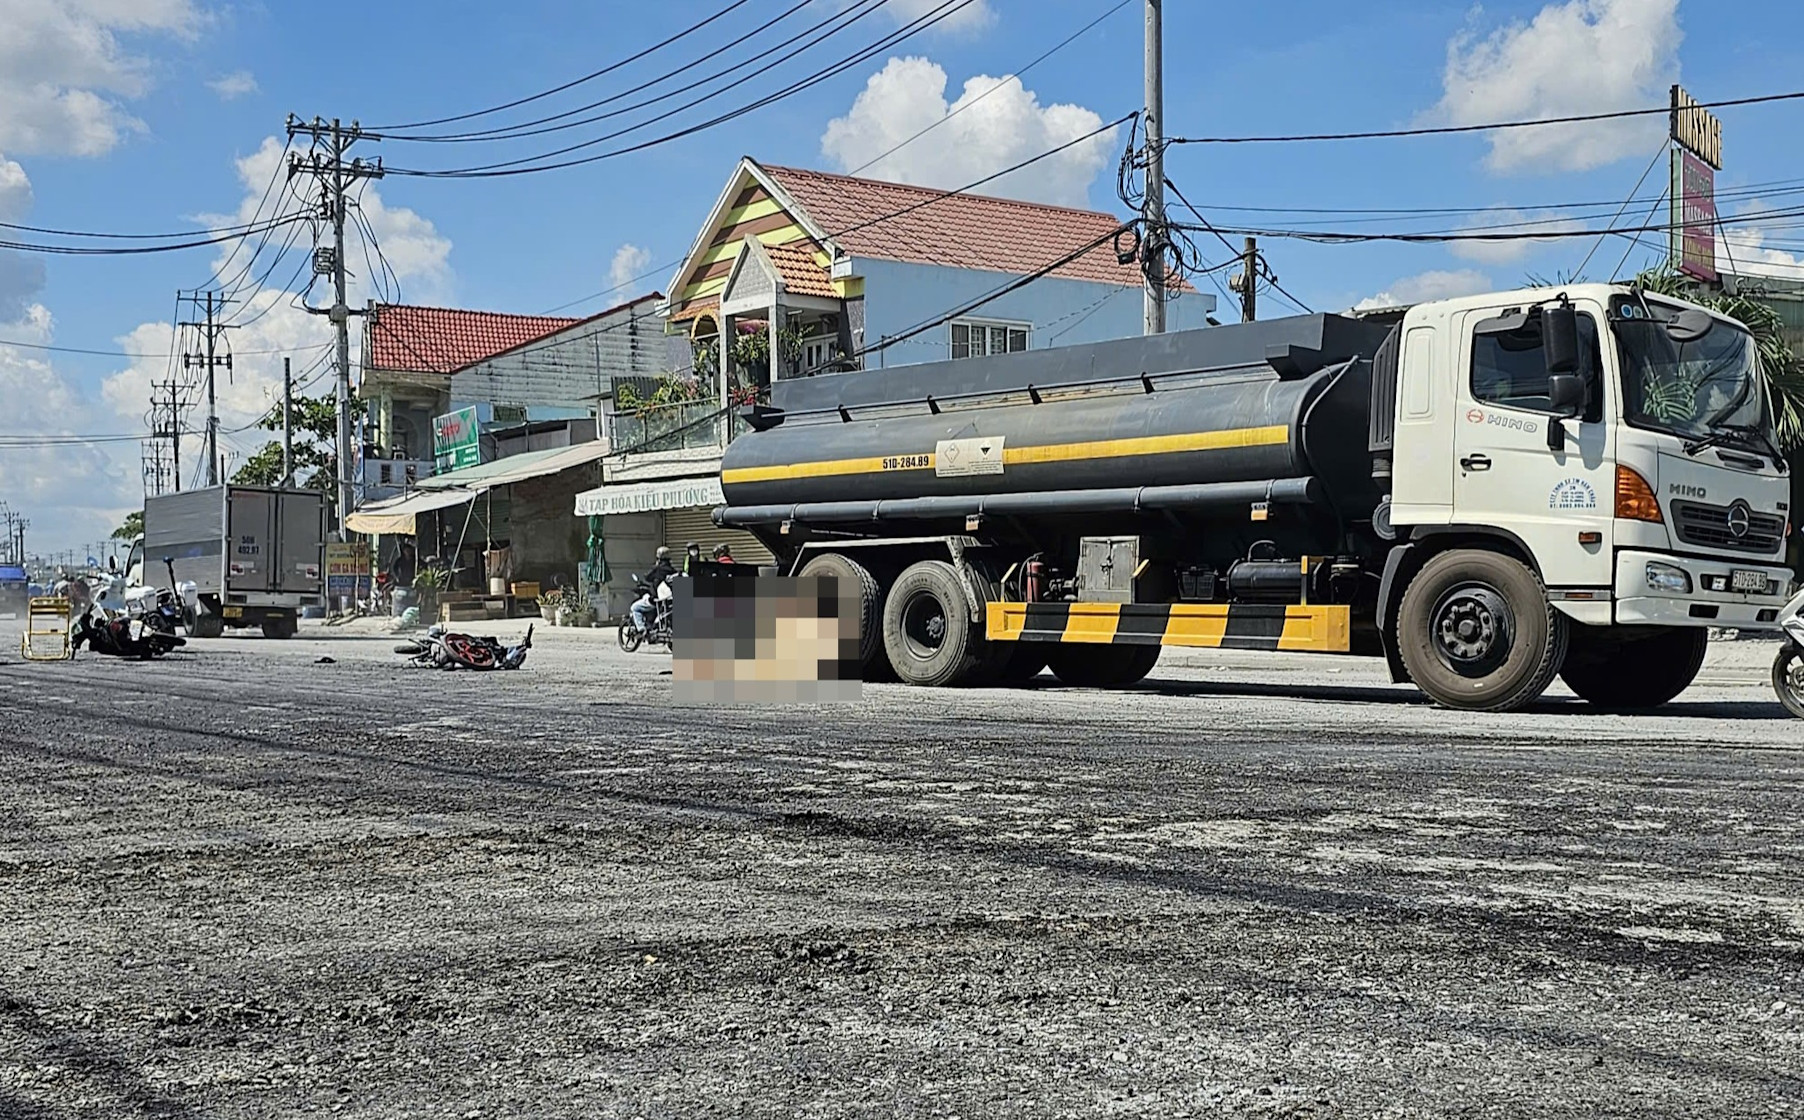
(1, 619, 1801, 1118)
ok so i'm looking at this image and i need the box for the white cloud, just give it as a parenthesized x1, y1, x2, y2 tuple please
(608, 244, 654, 297)
(1429, 0, 1680, 176)
(885, 0, 995, 34)
(0, 153, 46, 323)
(1355, 269, 1493, 311)
(0, 0, 203, 157)
(206, 70, 258, 101)
(821, 57, 1116, 209)
(1449, 209, 1588, 265)
(1721, 228, 1804, 280)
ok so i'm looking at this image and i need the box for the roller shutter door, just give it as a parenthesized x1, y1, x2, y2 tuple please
(663, 506, 775, 567)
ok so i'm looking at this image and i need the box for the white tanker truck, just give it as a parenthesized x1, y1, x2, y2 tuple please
(713, 284, 1796, 712)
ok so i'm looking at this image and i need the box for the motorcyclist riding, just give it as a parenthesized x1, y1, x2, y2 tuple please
(632, 546, 678, 635)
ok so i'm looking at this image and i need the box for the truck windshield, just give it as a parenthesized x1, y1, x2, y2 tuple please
(1615, 311, 1775, 452)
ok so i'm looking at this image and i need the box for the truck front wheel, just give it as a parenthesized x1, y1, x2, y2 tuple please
(188, 606, 225, 640)
(881, 560, 981, 687)
(1397, 549, 1567, 712)
(1559, 625, 1706, 709)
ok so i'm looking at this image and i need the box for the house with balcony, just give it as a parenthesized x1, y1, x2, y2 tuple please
(572, 157, 1215, 597)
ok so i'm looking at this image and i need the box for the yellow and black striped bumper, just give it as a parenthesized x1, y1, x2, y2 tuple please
(986, 601, 1351, 653)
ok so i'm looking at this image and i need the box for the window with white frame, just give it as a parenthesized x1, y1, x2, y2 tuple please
(951, 318, 1029, 360)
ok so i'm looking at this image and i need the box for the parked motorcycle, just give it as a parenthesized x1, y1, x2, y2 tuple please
(72, 589, 186, 660)
(1774, 584, 1804, 718)
(617, 575, 674, 653)
(395, 624, 533, 670)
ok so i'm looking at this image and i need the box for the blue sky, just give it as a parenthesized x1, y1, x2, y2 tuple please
(5, 0, 1804, 553)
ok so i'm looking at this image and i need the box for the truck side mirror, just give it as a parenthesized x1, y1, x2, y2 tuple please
(1548, 373, 1586, 417)
(1544, 304, 1580, 374)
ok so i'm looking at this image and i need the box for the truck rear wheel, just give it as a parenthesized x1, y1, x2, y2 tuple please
(261, 616, 297, 640)
(1559, 625, 1706, 709)
(881, 560, 981, 687)
(798, 552, 886, 678)
(1046, 644, 1161, 688)
(1397, 549, 1567, 712)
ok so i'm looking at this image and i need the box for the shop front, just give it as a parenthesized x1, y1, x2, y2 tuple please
(573, 475, 774, 619)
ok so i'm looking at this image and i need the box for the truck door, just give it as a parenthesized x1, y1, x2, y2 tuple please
(227, 488, 276, 591)
(1452, 305, 1615, 591)
(274, 491, 325, 593)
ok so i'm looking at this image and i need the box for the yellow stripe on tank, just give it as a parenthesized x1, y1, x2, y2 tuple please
(720, 425, 1290, 485)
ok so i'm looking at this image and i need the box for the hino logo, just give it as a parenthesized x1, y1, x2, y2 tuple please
(1727, 500, 1753, 538)
(1669, 483, 1707, 499)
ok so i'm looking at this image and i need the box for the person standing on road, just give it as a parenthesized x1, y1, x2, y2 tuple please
(683, 542, 702, 576)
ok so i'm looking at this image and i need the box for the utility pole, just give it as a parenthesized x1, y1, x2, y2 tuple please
(1142, 0, 1167, 335)
(149, 379, 185, 493)
(1236, 237, 1259, 323)
(282, 356, 294, 488)
(287, 116, 383, 541)
(179, 290, 234, 487)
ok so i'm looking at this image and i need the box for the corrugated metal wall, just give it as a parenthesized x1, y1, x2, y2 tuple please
(450, 299, 667, 416)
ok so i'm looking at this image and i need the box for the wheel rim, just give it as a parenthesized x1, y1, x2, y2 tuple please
(1430, 581, 1515, 678)
(1781, 649, 1804, 702)
(900, 588, 949, 661)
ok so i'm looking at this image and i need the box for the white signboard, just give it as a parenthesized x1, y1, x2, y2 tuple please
(575, 476, 726, 517)
(935, 435, 1006, 478)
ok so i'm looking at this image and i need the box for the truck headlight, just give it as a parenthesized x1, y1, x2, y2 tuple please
(1645, 562, 1692, 594)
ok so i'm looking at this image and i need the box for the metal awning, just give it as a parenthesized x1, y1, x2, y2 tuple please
(416, 441, 609, 492)
(344, 488, 480, 536)
(574, 475, 724, 517)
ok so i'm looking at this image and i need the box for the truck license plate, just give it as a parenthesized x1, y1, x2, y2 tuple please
(1731, 569, 1769, 593)
(222, 606, 243, 619)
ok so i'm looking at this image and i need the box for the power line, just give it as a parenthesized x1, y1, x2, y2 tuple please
(0, 214, 308, 256)
(0, 337, 332, 359)
(1573, 142, 1670, 279)
(380, 0, 824, 143)
(365, 0, 758, 132)
(1170, 203, 1804, 245)
(850, 0, 1133, 174)
(384, 0, 981, 179)
(1166, 89, 1804, 146)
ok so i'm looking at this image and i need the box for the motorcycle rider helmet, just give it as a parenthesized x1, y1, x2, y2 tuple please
(656, 546, 670, 559)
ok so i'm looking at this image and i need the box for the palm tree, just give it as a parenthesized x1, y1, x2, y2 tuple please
(1631, 266, 1804, 449)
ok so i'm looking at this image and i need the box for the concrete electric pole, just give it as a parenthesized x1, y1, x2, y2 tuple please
(179, 291, 234, 487)
(1141, 0, 1166, 336)
(1238, 237, 1259, 323)
(282, 355, 294, 488)
(286, 116, 383, 540)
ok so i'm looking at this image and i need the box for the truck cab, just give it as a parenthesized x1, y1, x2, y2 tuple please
(1382, 284, 1793, 706)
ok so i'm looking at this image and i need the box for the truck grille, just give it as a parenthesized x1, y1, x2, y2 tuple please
(1670, 499, 1785, 555)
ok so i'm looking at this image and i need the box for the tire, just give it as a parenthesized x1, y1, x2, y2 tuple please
(998, 644, 1050, 685)
(1045, 644, 1161, 688)
(190, 610, 225, 640)
(881, 560, 981, 687)
(798, 553, 885, 675)
(1773, 643, 1804, 719)
(617, 621, 643, 654)
(260, 616, 297, 640)
(1396, 549, 1567, 712)
(1560, 625, 1707, 709)
(394, 641, 425, 655)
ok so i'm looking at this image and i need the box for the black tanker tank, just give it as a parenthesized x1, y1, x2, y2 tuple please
(718, 314, 1396, 529)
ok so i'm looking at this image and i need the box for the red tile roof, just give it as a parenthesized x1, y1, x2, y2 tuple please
(764, 164, 1153, 288)
(763, 243, 837, 299)
(366, 305, 581, 375)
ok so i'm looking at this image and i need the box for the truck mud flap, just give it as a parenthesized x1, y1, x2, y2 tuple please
(986, 602, 1351, 653)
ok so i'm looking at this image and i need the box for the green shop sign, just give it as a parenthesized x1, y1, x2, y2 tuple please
(433, 407, 480, 472)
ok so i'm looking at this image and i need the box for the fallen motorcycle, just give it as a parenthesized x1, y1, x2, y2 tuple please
(1773, 584, 1804, 718)
(72, 591, 186, 660)
(395, 624, 533, 670)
